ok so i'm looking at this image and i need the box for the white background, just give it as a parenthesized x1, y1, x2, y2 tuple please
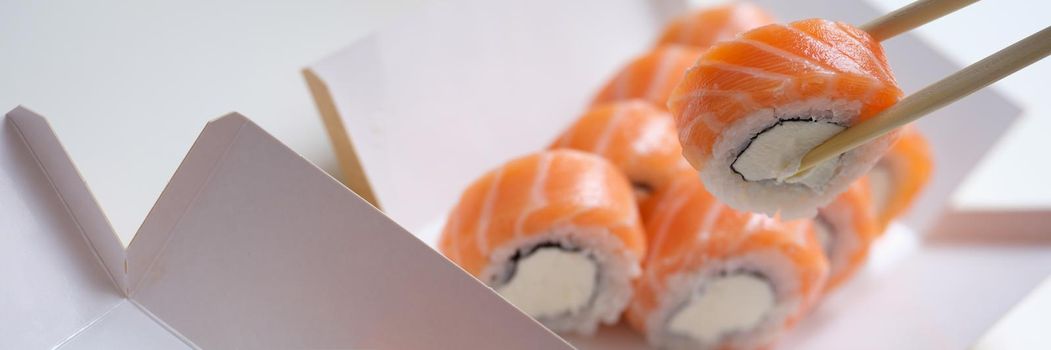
(1, 0, 1047, 347)
(1, 0, 423, 243)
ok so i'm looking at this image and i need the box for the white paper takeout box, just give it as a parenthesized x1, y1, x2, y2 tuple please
(0, 107, 573, 349)
(305, 0, 1051, 348)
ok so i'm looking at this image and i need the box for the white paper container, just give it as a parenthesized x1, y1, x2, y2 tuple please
(305, 0, 1051, 348)
(0, 106, 572, 349)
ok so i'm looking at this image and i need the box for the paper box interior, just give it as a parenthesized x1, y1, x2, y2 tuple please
(305, 0, 1051, 348)
(0, 107, 573, 349)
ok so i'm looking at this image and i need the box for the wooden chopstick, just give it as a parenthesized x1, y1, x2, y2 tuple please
(860, 0, 979, 41)
(792, 25, 1051, 177)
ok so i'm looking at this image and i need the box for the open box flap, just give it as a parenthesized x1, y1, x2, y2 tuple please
(5, 107, 127, 291)
(125, 114, 247, 295)
(124, 114, 571, 349)
(0, 107, 127, 348)
(307, 0, 688, 239)
(2, 108, 568, 348)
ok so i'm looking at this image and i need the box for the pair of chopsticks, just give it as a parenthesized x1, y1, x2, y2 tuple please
(792, 0, 1051, 176)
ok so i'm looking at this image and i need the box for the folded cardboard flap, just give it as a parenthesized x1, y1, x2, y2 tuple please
(6, 109, 130, 292)
(126, 112, 571, 349)
(1, 107, 571, 349)
(1, 107, 133, 348)
(124, 114, 248, 296)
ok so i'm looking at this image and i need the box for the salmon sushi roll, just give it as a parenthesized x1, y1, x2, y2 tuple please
(550, 100, 692, 210)
(592, 45, 704, 109)
(868, 126, 933, 231)
(814, 178, 879, 292)
(670, 19, 904, 219)
(655, 2, 776, 49)
(627, 174, 828, 349)
(438, 150, 646, 334)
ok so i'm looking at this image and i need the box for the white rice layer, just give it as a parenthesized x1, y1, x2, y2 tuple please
(481, 226, 641, 335)
(644, 251, 805, 350)
(702, 97, 897, 219)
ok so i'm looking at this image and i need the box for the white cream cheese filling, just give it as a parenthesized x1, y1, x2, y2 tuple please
(496, 247, 597, 319)
(667, 274, 776, 343)
(732, 120, 845, 190)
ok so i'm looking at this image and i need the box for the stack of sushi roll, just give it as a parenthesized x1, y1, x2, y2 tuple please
(669, 18, 905, 219)
(437, 2, 935, 348)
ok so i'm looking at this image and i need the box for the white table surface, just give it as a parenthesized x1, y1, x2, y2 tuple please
(2, 0, 1048, 348)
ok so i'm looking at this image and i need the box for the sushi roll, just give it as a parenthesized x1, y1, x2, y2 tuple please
(550, 100, 692, 209)
(592, 45, 703, 109)
(813, 178, 879, 292)
(868, 126, 933, 230)
(655, 2, 775, 49)
(438, 150, 646, 334)
(627, 174, 828, 349)
(670, 19, 904, 219)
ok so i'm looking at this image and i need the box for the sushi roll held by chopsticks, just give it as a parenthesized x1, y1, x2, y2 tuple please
(628, 173, 828, 349)
(671, 0, 1050, 219)
(669, 18, 904, 219)
(438, 150, 646, 334)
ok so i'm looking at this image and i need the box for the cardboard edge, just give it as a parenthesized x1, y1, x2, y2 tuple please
(302, 68, 382, 209)
(125, 113, 250, 296)
(927, 209, 1051, 245)
(5, 106, 127, 294)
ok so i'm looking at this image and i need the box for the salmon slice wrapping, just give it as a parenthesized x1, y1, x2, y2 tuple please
(592, 45, 704, 109)
(550, 100, 692, 211)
